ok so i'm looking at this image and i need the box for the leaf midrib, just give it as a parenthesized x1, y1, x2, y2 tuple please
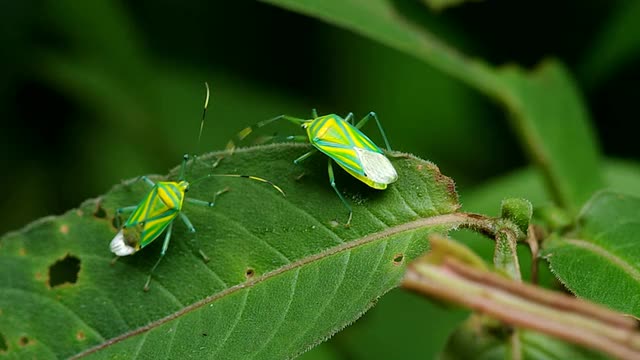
(71, 212, 476, 358)
(562, 238, 640, 282)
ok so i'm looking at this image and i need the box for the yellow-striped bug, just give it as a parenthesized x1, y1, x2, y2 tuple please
(228, 109, 397, 226)
(110, 84, 285, 291)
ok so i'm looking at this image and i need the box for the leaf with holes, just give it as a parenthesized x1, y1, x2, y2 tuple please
(542, 191, 640, 317)
(0, 143, 463, 359)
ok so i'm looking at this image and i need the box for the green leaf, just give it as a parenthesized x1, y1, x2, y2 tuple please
(318, 160, 640, 360)
(542, 191, 640, 317)
(0, 144, 462, 359)
(261, 0, 603, 212)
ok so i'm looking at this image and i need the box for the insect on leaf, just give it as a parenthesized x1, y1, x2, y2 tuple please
(0, 143, 462, 359)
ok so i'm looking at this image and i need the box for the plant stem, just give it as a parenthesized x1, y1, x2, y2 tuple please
(403, 258, 640, 360)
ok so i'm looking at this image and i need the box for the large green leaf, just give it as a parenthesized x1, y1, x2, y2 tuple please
(542, 191, 640, 317)
(262, 0, 603, 212)
(0, 144, 463, 359)
(328, 159, 640, 360)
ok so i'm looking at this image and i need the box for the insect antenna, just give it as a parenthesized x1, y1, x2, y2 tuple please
(190, 173, 285, 197)
(197, 82, 210, 153)
(186, 82, 212, 178)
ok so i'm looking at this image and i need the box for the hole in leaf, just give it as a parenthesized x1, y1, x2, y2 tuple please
(19, 336, 28, 346)
(76, 331, 85, 341)
(93, 204, 106, 219)
(245, 268, 255, 279)
(202, 333, 208, 337)
(111, 216, 119, 229)
(0, 332, 7, 352)
(48, 254, 81, 287)
(392, 253, 404, 266)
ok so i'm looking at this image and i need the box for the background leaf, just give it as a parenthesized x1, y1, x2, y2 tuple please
(542, 191, 640, 317)
(579, 0, 640, 89)
(422, 0, 482, 12)
(325, 159, 640, 360)
(262, 0, 603, 212)
(0, 144, 463, 359)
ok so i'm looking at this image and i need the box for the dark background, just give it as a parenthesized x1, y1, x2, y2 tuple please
(1, 1, 637, 238)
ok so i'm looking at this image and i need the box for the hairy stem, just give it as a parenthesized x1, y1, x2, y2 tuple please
(403, 258, 640, 360)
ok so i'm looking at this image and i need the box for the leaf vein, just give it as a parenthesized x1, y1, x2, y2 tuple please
(564, 238, 640, 282)
(251, 267, 301, 358)
(210, 289, 250, 356)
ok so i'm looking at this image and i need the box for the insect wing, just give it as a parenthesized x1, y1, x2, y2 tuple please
(309, 116, 377, 173)
(310, 116, 396, 186)
(124, 183, 181, 249)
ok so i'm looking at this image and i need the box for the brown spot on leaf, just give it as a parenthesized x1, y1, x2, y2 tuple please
(18, 336, 29, 346)
(392, 253, 404, 266)
(93, 201, 107, 219)
(76, 331, 85, 341)
(59, 224, 69, 235)
(76, 209, 84, 217)
(48, 254, 81, 288)
(18, 248, 26, 256)
(35, 272, 42, 281)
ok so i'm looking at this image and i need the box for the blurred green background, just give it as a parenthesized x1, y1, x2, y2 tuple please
(2, 0, 639, 234)
(1, 1, 639, 357)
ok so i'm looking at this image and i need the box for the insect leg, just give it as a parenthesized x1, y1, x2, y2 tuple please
(144, 221, 174, 291)
(250, 134, 307, 146)
(115, 205, 138, 214)
(354, 112, 392, 151)
(143, 177, 155, 187)
(291, 149, 319, 180)
(293, 149, 318, 165)
(179, 154, 190, 181)
(186, 187, 230, 208)
(178, 212, 210, 262)
(327, 159, 353, 227)
(344, 112, 355, 125)
(131, 175, 156, 188)
(114, 205, 138, 229)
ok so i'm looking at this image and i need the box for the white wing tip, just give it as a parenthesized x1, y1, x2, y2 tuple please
(110, 230, 136, 256)
(355, 148, 398, 185)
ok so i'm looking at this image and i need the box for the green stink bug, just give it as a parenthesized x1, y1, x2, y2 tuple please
(110, 84, 285, 291)
(228, 109, 397, 226)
